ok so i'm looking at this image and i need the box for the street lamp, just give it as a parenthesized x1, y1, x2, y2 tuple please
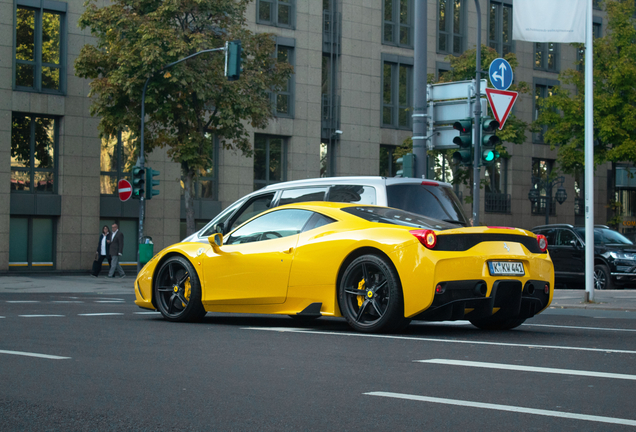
(528, 175, 568, 225)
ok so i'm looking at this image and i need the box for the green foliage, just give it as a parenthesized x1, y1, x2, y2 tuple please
(532, 0, 636, 175)
(75, 0, 292, 235)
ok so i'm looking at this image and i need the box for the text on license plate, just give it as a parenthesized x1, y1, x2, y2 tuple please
(488, 261, 525, 276)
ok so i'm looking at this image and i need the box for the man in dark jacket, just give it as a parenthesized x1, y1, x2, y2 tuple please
(108, 223, 126, 278)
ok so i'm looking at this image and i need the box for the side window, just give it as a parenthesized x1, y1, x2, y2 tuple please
(539, 228, 556, 246)
(199, 199, 245, 237)
(328, 185, 377, 205)
(557, 229, 576, 246)
(226, 209, 313, 245)
(302, 213, 336, 232)
(228, 193, 275, 232)
(279, 187, 328, 206)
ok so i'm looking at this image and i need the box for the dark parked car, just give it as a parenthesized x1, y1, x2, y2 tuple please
(531, 224, 636, 290)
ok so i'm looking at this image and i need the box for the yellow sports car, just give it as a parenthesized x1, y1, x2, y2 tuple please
(134, 202, 554, 333)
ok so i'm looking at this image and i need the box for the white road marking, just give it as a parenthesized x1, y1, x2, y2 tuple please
(94, 298, 125, 301)
(94, 300, 125, 303)
(51, 301, 84, 304)
(416, 359, 636, 381)
(523, 323, 636, 332)
(19, 314, 65, 318)
(134, 311, 161, 315)
(246, 327, 636, 354)
(78, 313, 124, 317)
(0, 349, 70, 360)
(364, 392, 636, 427)
(6, 301, 40, 303)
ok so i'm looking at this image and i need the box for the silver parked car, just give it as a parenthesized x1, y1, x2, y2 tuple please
(182, 176, 469, 243)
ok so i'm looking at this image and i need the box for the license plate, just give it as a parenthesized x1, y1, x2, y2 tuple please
(488, 261, 525, 276)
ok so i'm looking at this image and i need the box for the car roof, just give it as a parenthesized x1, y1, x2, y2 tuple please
(532, 224, 610, 230)
(258, 176, 452, 192)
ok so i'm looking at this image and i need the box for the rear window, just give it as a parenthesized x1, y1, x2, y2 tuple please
(341, 206, 457, 230)
(386, 184, 468, 226)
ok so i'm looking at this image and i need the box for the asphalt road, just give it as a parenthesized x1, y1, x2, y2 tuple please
(1, 293, 636, 431)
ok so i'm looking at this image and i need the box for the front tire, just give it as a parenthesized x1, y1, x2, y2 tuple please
(338, 254, 407, 333)
(154, 256, 206, 322)
(594, 264, 613, 290)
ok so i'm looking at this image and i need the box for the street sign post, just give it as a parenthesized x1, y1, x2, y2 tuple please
(488, 58, 513, 90)
(118, 179, 132, 202)
(484, 88, 518, 130)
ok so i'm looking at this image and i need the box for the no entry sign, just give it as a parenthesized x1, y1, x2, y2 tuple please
(118, 179, 132, 202)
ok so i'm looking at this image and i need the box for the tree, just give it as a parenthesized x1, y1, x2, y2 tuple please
(75, 0, 293, 236)
(533, 0, 636, 175)
(394, 46, 529, 201)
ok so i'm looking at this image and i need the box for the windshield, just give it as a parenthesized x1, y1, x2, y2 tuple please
(341, 206, 457, 230)
(386, 184, 469, 226)
(574, 228, 634, 245)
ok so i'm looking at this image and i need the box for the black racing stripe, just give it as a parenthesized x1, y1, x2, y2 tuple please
(435, 233, 545, 253)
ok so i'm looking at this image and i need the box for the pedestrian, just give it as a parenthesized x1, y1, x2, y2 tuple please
(108, 222, 126, 278)
(91, 225, 112, 277)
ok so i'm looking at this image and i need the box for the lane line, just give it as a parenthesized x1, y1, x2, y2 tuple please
(364, 392, 636, 427)
(6, 301, 40, 303)
(94, 300, 125, 303)
(0, 350, 70, 360)
(78, 313, 124, 317)
(51, 301, 84, 304)
(416, 359, 636, 381)
(523, 323, 636, 332)
(134, 311, 160, 315)
(245, 327, 636, 354)
(19, 314, 65, 318)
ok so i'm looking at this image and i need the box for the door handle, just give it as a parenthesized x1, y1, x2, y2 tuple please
(283, 247, 294, 254)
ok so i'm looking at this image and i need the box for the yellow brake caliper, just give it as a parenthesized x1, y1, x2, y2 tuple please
(357, 278, 365, 307)
(182, 278, 192, 308)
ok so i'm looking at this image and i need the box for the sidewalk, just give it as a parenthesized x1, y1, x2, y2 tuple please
(0, 275, 635, 311)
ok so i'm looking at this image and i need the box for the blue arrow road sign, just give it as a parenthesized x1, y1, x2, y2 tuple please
(489, 58, 513, 90)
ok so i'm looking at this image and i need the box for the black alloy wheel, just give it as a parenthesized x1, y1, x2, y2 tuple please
(594, 264, 613, 290)
(154, 256, 206, 322)
(338, 254, 406, 333)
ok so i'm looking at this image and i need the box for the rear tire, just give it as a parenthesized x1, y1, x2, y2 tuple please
(338, 254, 408, 333)
(469, 316, 525, 330)
(594, 264, 613, 290)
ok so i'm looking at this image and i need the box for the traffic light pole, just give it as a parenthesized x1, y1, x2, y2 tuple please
(471, 0, 483, 226)
(137, 46, 227, 272)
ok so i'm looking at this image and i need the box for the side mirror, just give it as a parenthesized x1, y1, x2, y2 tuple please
(569, 239, 580, 249)
(208, 233, 224, 249)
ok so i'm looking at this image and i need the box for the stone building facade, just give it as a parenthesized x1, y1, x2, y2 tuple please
(0, 0, 612, 273)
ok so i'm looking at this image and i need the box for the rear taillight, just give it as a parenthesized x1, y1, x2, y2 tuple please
(537, 234, 548, 252)
(410, 229, 437, 249)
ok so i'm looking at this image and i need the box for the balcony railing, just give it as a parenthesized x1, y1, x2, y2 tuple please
(485, 193, 511, 214)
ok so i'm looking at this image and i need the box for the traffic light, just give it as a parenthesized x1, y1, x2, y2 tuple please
(452, 119, 473, 166)
(225, 40, 242, 81)
(145, 167, 160, 200)
(481, 118, 501, 165)
(396, 153, 415, 178)
(132, 166, 145, 199)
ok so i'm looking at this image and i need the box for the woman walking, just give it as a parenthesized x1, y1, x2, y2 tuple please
(91, 225, 111, 277)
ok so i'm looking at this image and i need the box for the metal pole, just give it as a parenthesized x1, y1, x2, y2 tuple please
(137, 47, 226, 272)
(584, 0, 595, 301)
(472, 0, 482, 225)
(545, 181, 551, 225)
(412, 0, 428, 178)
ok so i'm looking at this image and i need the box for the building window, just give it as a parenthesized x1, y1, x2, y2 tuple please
(14, 0, 66, 93)
(100, 130, 136, 195)
(485, 159, 510, 213)
(180, 133, 218, 199)
(254, 134, 286, 190)
(9, 216, 55, 270)
(531, 158, 555, 215)
(380, 145, 399, 177)
(534, 81, 557, 143)
(438, 0, 465, 54)
(257, 0, 294, 28)
(11, 113, 57, 193)
(383, 0, 413, 48)
(488, 1, 512, 56)
(534, 43, 559, 72)
(578, 21, 601, 72)
(382, 56, 413, 129)
(271, 41, 294, 118)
